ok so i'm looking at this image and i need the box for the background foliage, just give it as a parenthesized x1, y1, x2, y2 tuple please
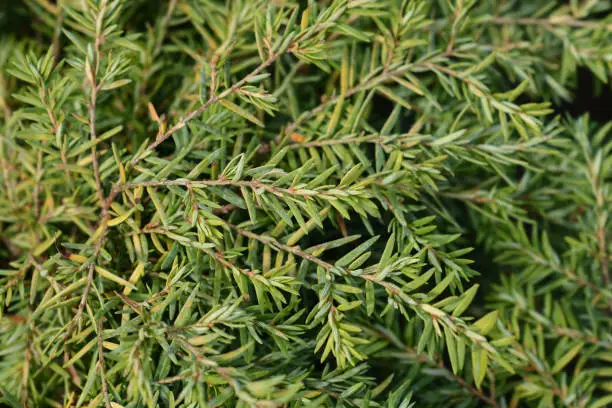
(1, 0, 612, 407)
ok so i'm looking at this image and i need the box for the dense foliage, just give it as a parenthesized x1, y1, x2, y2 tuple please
(1, 0, 612, 407)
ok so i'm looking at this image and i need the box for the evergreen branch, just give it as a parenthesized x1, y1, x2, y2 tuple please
(133, 3, 352, 167)
(88, 0, 108, 209)
(501, 294, 612, 349)
(167, 334, 287, 406)
(3, 1, 611, 406)
(489, 16, 612, 31)
(510, 244, 612, 309)
(552, 327, 612, 350)
(590, 160, 610, 286)
(132, 53, 281, 166)
(226, 222, 500, 355)
(228, 223, 337, 272)
(287, 133, 392, 149)
(119, 178, 360, 199)
(284, 64, 420, 136)
(372, 325, 500, 408)
(506, 336, 568, 404)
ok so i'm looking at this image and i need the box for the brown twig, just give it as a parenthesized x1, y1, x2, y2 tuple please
(63, 350, 82, 386)
(52, 7, 64, 66)
(0, 136, 15, 206)
(96, 317, 112, 408)
(72, 205, 112, 329)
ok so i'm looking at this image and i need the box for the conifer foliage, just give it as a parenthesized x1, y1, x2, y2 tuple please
(1, 0, 611, 407)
